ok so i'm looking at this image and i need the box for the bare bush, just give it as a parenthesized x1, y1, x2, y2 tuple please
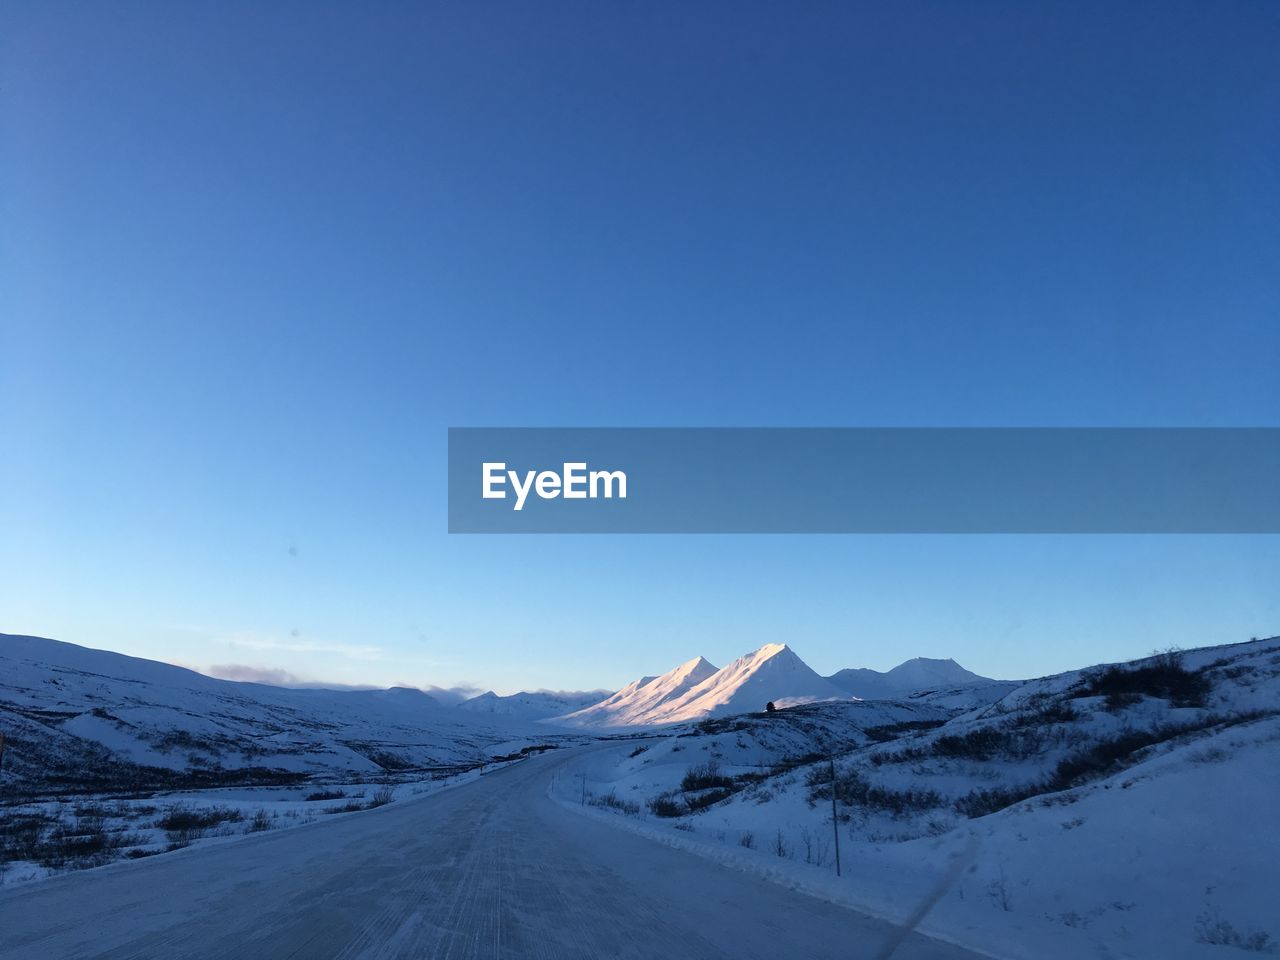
(771, 828, 788, 859)
(648, 794, 684, 818)
(681, 761, 733, 792)
(158, 805, 243, 844)
(588, 791, 641, 815)
(1195, 909, 1274, 952)
(1077, 650, 1211, 709)
(367, 787, 395, 809)
(304, 789, 345, 801)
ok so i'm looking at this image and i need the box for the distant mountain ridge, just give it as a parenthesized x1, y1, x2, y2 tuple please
(457, 689, 610, 721)
(553, 648, 994, 728)
(553, 645, 851, 728)
(4, 631, 992, 740)
(0, 633, 556, 791)
(826, 657, 989, 700)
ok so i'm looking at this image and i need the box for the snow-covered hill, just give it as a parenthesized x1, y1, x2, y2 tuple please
(661, 644, 851, 722)
(555, 645, 851, 728)
(457, 688, 610, 722)
(561, 635, 1280, 960)
(554, 656, 720, 728)
(826, 657, 990, 699)
(0, 633, 567, 797)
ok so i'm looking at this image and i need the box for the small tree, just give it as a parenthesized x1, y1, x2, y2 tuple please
(765, 701, 776, 713)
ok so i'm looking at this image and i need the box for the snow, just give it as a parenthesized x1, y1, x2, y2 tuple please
(3, 629, 1276, 958)
(553, 645, 854, 728)
(553, 655, 720, 727)
(456, 688, 610, 721)
(0, 749, 982, 960)
(551, 637, 1280, 959)
(0, 766, 494, 887)
(662, 643, 851, 720)
(0, 633, 577, 792)
(828, 657, 991, 699)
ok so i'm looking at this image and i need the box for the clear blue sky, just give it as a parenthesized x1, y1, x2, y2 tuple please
(2, 2, 1277, 695)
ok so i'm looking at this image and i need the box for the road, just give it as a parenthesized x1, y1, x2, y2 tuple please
(0, 749, 983, 960)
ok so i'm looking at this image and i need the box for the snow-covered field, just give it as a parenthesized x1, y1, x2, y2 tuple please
(4, 630, 1277, 958)
(0, 748, 983, 960)
(0, 766, 500, 887)
(554, 637, 1280, 959)
(0, 634, 574, 789)
(0, 633, 582, 885)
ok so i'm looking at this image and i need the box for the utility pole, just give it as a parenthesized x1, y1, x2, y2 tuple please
(829, 752, 842, 877)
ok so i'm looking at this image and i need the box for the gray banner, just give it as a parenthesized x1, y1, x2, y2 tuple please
(447, 428, 1280, 533)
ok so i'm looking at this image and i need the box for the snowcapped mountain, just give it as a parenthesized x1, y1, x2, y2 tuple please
(554, 656, 720, 728)
(554, 645, 850, 728)
(0, 633, 564, 795)
(657, 644, 850, 723)
(826, 656, 989, 699)
(457, 689, 610, 721)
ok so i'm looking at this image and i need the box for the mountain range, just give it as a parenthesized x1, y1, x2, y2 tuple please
(0, 632, 994, 751)
(0, 633, 553, 795)
(456, 688, 610, 721)
(826, 657, 988, 700)
(550, 643, 990, 728)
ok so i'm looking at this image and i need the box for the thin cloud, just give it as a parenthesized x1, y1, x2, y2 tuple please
(416, 684, 486, 705)
(222, 631, 383, 661)
(205, 663, 381, 690)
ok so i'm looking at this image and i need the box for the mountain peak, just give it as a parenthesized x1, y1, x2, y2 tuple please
(551, 654, 720, 728)
(555, 643, 847, 728)
(827, 656, 990, 699)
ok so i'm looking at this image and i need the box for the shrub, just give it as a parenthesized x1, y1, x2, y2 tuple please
(158, 805, 243, 843)
(770, 752, 824, 776)
(246, 809, 273, 832)
(932, 728, 1010, 760)
(869, 745, 929, 766)
(1047, 725, 1188, 790)
(1076, 650, 1211, 708)
(589, 791, 641, 815)
(863, 719, 947, 742)
(681, 761, 733, 792)
(954, 714, 1261, 818)
(954, 784, 1041, 818)
(1195, 908, 1274, 952)
(627, 745, 648, 759)
(771, 829, 788, 858)
(305, 789, 346, 801)
(324, 800, 367, 814)
(1009, 701, 1079, 727)
(0, 812, 56, 863)
(685, 788, 733, 812)
(809, 767, 942, 815)
(738, 831, 756, 849)
(648, 794, 684, 818)
(19, 815, 145, 870)
(367, 787, 395, 808)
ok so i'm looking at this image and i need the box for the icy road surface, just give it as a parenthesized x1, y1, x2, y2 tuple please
(0, 749, 981, 960)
